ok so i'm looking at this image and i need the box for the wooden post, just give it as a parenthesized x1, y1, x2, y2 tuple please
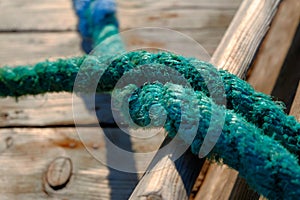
(130, 0, 284, 199)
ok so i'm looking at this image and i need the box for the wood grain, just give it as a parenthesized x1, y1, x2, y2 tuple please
(0, 0, 77, 31)
(196, 0, 289, 199)
(0, 0, 241, 57)
(131, 0, 283, 199)
(247, 0, 300, 94)
(0, 0, 242, 127)
(0, 0, 246, 199)
(0, 30, 223, 127)
(228, 0, 300, 198)
(0, 127, 164, 199)
(130, 149, 204, 200)
(0, 93, 98, 127)
(0, 0, 240, 31)
(0, 33, 82, 66)
(211, 0, 281, 78)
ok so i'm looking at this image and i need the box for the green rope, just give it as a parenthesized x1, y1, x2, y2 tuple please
(1, 51, 299, 160)
(115, 82, 300, 200)
(0, 0, 299, 199)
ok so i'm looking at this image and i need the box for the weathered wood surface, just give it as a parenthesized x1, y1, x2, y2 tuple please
(271, 25, 300, 113)
(0, 33, 82, 66)
(195, 0, 300, 199)
(0, 127, 163, 199)
(0, 0, 242, 127)
(130, 147, 204, 200)
(0, 93, 98, 127)
(130, 0, 286, 199)
(0, 0, 77, 31)
(211, 0, 281, 78)
(0, 0, 243, 199)
(0, 0, 240, 31)
(0, 0, 241, 56)
(247, 0, 300, 94)
(229, 1, 300, 199)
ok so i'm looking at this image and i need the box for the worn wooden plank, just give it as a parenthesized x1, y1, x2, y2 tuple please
(0, 29, 224, 66)
(121, 28, 227, 56)
(118, 8, 236, 30)
(0, 0, 244, 199)
(0, 93, 99, 127)
(0, 127, 164, 199)
(130, 137, 204, 200)
(0, 0, 241, 31)
(211, 0, 281, 78)
(130, 0, 283, 199)
(271, 25, 300, 113)
(247, 0, 300, 94)
(117, 0, 241, 10)
(0, 27, 227, 127)
(196, 0, 286, 199)
(0, 33, 82, 66)
(0, 0, 77, 31)
(0, 0, 238, 55)
(228, 0, 300, 199)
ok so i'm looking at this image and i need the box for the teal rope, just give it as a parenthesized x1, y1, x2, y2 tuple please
(116, 82, 300, 200)
(1, 51, 299, 160)
(0, 0, 299, 199)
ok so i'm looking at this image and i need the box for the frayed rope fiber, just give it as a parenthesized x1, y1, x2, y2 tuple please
(1, 51, 299, 161)
(1, 0, 299, 199)
(115, 82, 300, 200)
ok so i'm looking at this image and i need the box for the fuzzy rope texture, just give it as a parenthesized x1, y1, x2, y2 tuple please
(1, 51, 300, 199)
(1, 52, 299, 159)
(115, 82, 300, 200)
(0, 0, 299, 199)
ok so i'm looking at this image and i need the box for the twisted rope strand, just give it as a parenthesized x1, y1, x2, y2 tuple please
(117, 82, 300, 200)
(1, 0, 299, 199)
(1, 51, 298, 159)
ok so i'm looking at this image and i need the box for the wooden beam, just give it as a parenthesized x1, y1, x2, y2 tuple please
(228, 0, 300, 199)
(247, 0, 300, 94)
(0, 0, 242, 128)
(211, 0, 281, 77)
(0, 0, 245, 199)
(130, 138, 204, 200)
(0, 127, 164, 199)
(0, 0, 240, 31)
(196, 0, 299, 199)
(130, 0, 282, 199)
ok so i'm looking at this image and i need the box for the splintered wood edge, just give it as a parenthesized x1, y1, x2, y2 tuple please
(130, 0, 283, 199)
